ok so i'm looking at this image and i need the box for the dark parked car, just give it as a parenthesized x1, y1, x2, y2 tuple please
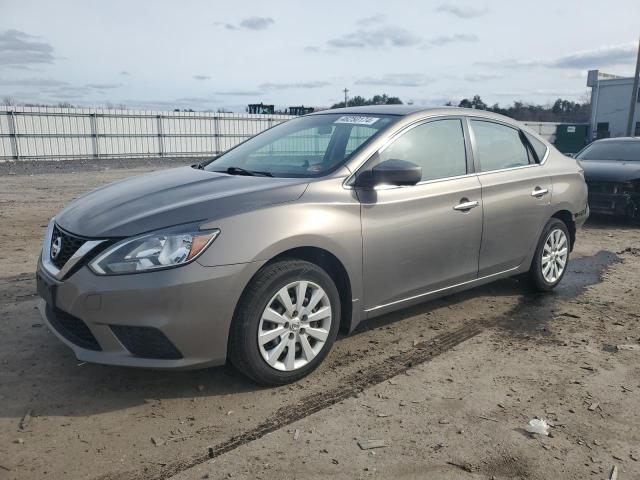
(577, 138, 640, 221)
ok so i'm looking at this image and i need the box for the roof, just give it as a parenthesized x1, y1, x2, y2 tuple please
(311, 105, 522, 124)
(312, 105, 429, 116)
(594, 137, 640, 143)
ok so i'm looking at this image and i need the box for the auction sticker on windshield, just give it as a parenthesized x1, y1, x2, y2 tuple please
(334, 116, 380, 126)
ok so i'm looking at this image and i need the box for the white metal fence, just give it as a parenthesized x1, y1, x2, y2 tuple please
(0, 106, 294, 161)
(0, 106, 562, 162)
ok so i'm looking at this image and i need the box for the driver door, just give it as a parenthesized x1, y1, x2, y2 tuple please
(356, 118, 483, 312)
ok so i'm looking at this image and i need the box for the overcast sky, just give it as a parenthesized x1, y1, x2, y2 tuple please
(1, 0, 639, 111)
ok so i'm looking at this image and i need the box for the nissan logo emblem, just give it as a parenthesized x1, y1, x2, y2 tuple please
(51, 236, 62, 260)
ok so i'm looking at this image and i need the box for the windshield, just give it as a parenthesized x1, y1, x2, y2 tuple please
(576, 141, 640, 162)
(204, 113, 397, 177)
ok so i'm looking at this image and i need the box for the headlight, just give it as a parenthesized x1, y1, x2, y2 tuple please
(89, 225, 220, 275)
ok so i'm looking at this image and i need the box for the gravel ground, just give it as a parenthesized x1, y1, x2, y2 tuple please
(1, 159, 639, 480)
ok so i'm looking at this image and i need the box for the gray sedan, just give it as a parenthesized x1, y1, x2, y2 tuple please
(36, 106, 589, 384)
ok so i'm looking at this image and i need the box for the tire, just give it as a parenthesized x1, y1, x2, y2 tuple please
(527, 218, 571, 292)
(228, 259, 341, 385)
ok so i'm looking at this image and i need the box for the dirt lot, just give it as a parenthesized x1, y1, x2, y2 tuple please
(1, 160, 639, 480)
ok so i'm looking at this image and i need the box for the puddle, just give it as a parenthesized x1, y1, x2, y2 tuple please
(556, 250, 619, 299)
(499, 250, 619, 336)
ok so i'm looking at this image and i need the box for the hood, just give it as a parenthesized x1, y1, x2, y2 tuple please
(56, 166, 309, 237)
(580, 159, 640, 183)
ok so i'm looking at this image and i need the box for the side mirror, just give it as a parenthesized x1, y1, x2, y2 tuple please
(355, 159, 422, 188)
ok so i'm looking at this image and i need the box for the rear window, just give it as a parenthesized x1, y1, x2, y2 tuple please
(576, 141, 640, 161)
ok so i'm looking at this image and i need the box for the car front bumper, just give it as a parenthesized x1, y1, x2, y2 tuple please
(36, 256, 264, 369)
(588, 192, 640, 218)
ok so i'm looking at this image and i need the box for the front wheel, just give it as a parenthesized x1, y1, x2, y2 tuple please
(527, 218, 570, 292)
(228, 259, 340, 385)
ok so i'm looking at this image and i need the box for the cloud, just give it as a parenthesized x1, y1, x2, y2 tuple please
(259, 81, 331, 90)
(5, 64, 35, 71)
(304, 46, 320, 53)
(356, 14, 386, 26)
(462, 72, 502, 82)
(328, 26, 421, 49)
(435, 3, 490, 18)
(112, 96, 223, 110)
(42, 85, 96, 98)
(193, 74, 211, 81)
(548, 43, 638, 69)
(355, 73, 433, 87)
(3, 80, 123, 100)
(492, 88, 585, 98)
(428, 33, 478, 47)
(215, 16, 275, 31)
(0, 30, 55, 66)
(85, 83, 122, 89)
(474, 58, 539, 69)
(213, 22, 237, 30)
(119, 71, 130, 76)
(0, 78, 68, 87)
(175, 96, 218, 103)
(562, 70, 588, 79)
(477, 42, 638, 71)
(239, 16, 275, 30)
(215, 89, 264, 96)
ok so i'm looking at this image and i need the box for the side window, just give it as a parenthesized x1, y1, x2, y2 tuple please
(523, 132, 548, 163)
(470, 120, 530, 172)
(378, 119, 467, 182)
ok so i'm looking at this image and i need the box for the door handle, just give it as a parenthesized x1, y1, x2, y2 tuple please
(453, 200, 479, 211)
(531, 187, 549, 197)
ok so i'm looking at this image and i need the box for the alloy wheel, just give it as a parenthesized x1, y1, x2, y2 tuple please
(541, 228, 568, 283)
(257, 280, 332, 371)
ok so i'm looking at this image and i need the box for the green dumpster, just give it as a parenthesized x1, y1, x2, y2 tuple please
(554, 124, 589, 154)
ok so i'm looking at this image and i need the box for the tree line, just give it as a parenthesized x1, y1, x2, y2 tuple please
(447, 95, 591, 123)
(330, 93, 591, 123)
(330, 94, 402, 109)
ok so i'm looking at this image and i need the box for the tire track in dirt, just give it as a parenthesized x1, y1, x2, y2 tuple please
(98, 320, 487, 480)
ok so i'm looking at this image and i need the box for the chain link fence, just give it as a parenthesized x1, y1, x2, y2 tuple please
(0, 106, 294, 161)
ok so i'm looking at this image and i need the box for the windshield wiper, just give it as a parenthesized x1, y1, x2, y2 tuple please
(223, 166, 273, 177)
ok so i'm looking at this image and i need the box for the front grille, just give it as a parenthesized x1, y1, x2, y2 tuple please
(50, 224, 86, 269)
(46, 305, 101, 351)
(110, 325, 183, 360)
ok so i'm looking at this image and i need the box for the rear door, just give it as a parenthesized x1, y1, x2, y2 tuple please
(357, 117, 483, 311)
(468, 118, 552, 277)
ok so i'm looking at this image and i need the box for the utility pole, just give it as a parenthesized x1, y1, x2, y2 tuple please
(626, 37, 640, 137)
(343, 88, 349, 108)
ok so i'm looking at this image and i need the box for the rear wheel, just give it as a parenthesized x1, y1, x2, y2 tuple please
(229, 259, 340, 385)
(527, 218, 570, 291)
